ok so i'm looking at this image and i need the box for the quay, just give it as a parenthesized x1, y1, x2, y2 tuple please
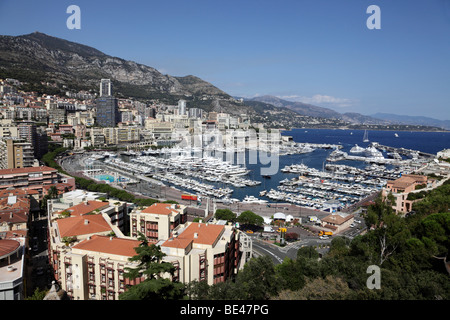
(371, 142, 435, 158)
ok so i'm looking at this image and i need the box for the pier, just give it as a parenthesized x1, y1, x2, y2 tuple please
(371, 142, 435, 158)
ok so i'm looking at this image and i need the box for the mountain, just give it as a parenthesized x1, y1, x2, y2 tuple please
(0, 32, 445, 131)
(0, 32, 246, 114)
(249, 95, 342, 119)
(249, 95, 392, 125)
(371, 113, 450, 130)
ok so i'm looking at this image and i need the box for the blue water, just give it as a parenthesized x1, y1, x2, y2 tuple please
(220, 129, 448, 201)
(131, 129, 449, 201)
(96, 174, 115, 182)
(284, 128, 450, 155)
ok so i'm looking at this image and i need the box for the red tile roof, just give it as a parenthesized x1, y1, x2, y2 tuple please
(72, 235, 141, 257)
(0, 196, 30, 214)
(162, 222, 224, 248)
(59, 200, 109, 217)
(141, 203, 181, 216)
(57, 214, 112, 238)
(0, 239, 20, 257)
(0, 166, 57, 176)
(0, 211, 28, 225)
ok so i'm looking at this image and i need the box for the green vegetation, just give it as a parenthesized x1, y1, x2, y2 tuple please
(25, 287, 49, 300)
(41, 147, 161, 206)
(236, 210, 264, 226)
(119, 233, 185, 300)
(186, 184, 450, 300)
(214, 208, 236, 222)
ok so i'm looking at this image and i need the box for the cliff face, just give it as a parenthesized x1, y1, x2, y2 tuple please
(0, 32, 231, 101)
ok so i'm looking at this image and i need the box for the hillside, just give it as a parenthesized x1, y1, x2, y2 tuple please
(0, 32, 446, 131)
(0, 32, 249, 113)
(371, 113, 450, 130)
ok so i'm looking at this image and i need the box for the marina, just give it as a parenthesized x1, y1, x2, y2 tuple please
(77, 135, 440, 213)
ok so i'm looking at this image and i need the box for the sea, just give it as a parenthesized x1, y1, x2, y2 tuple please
(197, 128, 449, 201)
(121, 128, 450, 202)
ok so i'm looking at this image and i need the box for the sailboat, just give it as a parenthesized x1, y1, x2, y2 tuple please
(363, 130, 369, 143)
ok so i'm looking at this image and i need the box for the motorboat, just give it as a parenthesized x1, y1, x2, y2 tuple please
(242, 195, 268, 203)
(349, 144, 365, 153)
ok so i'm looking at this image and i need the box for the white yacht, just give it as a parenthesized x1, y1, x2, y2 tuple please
(242, 195, 268, 204)
(350, 144, 365, 153)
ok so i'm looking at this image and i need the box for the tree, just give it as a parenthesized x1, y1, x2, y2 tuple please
(236, 210, 264, 226)
(47, 185, 59, 199)
(119, 233, 185, 300)
(185, 280, 210, 300)
(274, 275, 353, 300)
(234, 255, 282, 300)
(215, 208, 236, 222)
(25, 287, 48, 300)
(365, 194, 410, 265)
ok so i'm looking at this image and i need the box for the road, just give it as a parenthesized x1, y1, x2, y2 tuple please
(60, 153, 367, 265)
(59, 153, 333, 221)
(250, 235, 332, 264)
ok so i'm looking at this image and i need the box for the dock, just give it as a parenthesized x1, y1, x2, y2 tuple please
(371, 142, 435, 158)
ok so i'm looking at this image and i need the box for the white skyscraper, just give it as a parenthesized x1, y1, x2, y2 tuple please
(178, 99, 186, 115)
(100, 79, 112, 97)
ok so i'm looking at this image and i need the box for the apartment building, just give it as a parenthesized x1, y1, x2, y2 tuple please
(46, 199, 249, 299)
(0, 166, 74, 200)
(384, 174, 434, 213)
(48, 191, 130, 232)
(320, 214, 355, 234)
(47, 200, 136, 300)
(144, 118, 173, 139)
(130, 203, 187, 243)
(0, 138, 35, 169)
(0, 237, 26, 300)
(57, 235, 142, 300)
(160, 221, 243, 285)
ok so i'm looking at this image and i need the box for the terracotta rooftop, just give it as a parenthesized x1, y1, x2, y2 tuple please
(0, 211, 28, 225)
(0, 166, 57, 176)
(0, 239, 20, 258)
(56, 214, 112, 238)
(387, 174, 427, 189)
(0, 230, 27, 239)
(322, 214, 354, 225)
(0, 188, 38, 198)
(59, 200, 109, 217)
(141, 203, 182, 216)
(0, 195, 30, 213)
(72, 235, 141, 257)
(42, 183, 74, 196)
(162, 222, 224, 249)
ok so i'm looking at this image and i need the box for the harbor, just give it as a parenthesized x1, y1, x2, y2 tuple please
(74, 136, 436, 213)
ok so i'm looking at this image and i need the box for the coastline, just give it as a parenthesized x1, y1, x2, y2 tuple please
(286, 127, 450, 133)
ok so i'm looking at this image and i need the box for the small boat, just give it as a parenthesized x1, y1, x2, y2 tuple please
(395, 133, 399, 137)
(363, 130, 369, 143)
(242, 195, 268, 204)
(350, 144, 365, 153)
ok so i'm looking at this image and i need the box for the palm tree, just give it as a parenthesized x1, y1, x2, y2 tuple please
(47, 185, 59, 199)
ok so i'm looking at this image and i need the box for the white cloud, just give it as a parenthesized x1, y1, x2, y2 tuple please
(278, 94, 356, 108)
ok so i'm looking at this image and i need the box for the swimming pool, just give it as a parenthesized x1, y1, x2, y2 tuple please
(95, 174, 115, 182)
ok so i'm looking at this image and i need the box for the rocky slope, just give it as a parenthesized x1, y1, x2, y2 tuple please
(0, 32, 236, 106)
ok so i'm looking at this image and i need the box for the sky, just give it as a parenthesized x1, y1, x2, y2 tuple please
(1, 0, 449, 119)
